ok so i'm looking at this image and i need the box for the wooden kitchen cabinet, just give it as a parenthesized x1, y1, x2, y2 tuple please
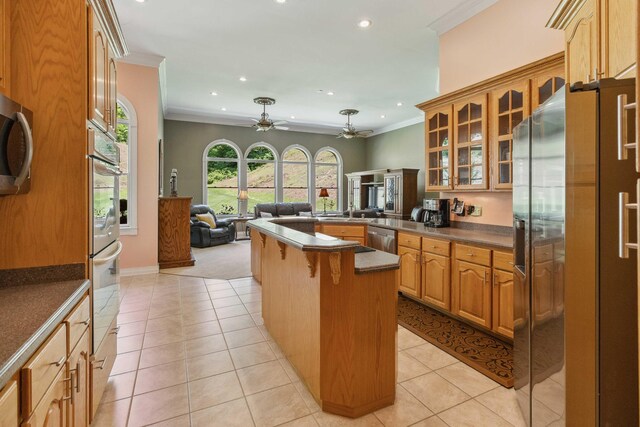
(319, 224, 366, 246)
(452, 259, 492, 328)
(421, 252, 451, 310)
(0, 380, 18, 427)
(531, 66, 566, 110)
(453, 94, 489, 190)
(565, 0, 600, 84)
(398, 245, 421, 297)
(88, 7, 108, 132)
(600, 0, 637, 79)
(67, 331, 89, 427)
(158, 197, 195, 269)
(492, 268, 514, 338)
(0, 0, 10, 96)
(425, 106, 453, 191)
(23, 369, 67, 427)
(491, 80, 530, 190)
(106, 46, 118, 140)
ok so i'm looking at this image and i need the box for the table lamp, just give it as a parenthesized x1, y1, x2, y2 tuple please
(238, 190, 249, 217)
(319, 188, 329, 214)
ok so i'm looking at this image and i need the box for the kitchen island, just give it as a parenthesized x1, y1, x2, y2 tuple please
(248, 218, 400, 418)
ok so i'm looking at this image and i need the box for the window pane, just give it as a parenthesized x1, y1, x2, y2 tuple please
(207, 160, 239, 214)
(315, 164, 338, 212)
(283, 148, 307, 162)
(116, 103, 129, 225)
(247, 146, 275, 160)
(283, 162, 308, 203)
(247, 162, 275, 212)
(208, 144, 238, 159)
(119, 174, 128, 225)
(316, 150, 337, 163)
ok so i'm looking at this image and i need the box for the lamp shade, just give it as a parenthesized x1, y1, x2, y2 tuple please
(238, 190, 249, 201)
(319, 188, 329, 198)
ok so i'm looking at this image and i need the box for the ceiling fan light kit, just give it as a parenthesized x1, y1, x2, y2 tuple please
(337, 109, 373, 139)
(251, 97, 289, 132)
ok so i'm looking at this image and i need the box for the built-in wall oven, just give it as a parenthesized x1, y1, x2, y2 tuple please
(0, 94, 34, 195)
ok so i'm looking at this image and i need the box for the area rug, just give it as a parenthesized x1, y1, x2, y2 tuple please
(397, 294, 514, 387)
(161, 240, 252, 280)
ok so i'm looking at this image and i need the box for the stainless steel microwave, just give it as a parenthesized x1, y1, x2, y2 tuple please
(0, 94, 34, 195)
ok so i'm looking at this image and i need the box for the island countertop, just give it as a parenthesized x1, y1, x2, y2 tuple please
(0, 279, 90, 389)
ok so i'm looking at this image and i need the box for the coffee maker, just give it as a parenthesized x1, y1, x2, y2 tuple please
(423, 199, 450, 228)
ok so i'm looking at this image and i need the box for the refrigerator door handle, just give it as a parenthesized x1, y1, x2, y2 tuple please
(619, 192, 639, 258)
(617, 94, 638, 171)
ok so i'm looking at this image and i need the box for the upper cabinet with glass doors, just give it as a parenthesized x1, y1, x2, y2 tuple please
(418, 53, 565, 193)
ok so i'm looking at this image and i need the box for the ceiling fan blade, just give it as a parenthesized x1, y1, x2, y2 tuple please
(336, 133, 345, 139)
(272, 120, 288, 126)
(356, 130, 374, 136)
(250, 118, 260, 122)
(274, 126, 289, 130)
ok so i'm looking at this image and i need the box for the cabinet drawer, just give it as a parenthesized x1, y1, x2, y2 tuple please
(322, 225, 365, 238)
(398, 232, 421, 250)
(533, 244, 553, 263)
(21, 324, 67, 418)
(91, 317, 117, 418)
(0, 380, 18, 427)
(65, 295, 90, 353)
(493, 251, 514, 271)
(421, 237, 450, 256)
(454, 244, 491, 267)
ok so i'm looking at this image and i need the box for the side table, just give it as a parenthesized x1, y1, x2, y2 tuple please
(229, 217, 254, 241)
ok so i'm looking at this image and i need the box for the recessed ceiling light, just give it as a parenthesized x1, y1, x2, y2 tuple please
(210, 91, 218, 96)
(275, 0, 286, 3)
(290, 115, 296, 119)
(239, 76, 247, 82)
(221, 107, 227, 111)
(135, 0, 145, 3)
(380, 114, 386, 119)
(327, 91, 334, 96)
(396, 102, 403, 107)
(358, 19, 372, 28)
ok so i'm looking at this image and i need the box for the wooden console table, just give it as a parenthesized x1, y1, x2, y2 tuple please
(158, 197, 195, 269)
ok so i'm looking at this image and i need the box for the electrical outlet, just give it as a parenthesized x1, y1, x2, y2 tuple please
(471, 205, 482, 216)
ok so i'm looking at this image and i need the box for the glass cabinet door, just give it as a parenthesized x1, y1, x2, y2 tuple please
(384, 174, 397, 213)
(491, 81, 530, 190)
(350, 178, 361, 209)
(453, 94, 488, 189)
(426, 106, 453, 191)
(532, 66, 565, 110)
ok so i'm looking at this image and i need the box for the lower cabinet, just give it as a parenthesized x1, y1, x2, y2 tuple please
(398, 246, 421, 297)
(318, 224, 367, 246)
(421, 252, 451, 310)
(452, 259, 492, 329)
(492, 269, 514, 338)
(0, 380, 18, 427)
(22, 369, 67, 427)
(68, 331, 90, 427)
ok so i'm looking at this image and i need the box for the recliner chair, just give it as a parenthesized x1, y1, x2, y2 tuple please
(189, 205, 236, 248)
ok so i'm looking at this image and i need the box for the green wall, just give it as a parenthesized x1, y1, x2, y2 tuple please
(163, 119, 367, 207)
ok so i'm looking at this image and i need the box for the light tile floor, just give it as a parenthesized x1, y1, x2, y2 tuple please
(93, 273, 564, 427)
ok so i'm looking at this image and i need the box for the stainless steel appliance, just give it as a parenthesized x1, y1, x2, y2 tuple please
(423, 198, 450, 228)
(513, 79, 638, 426)
(367, 226, 396, 254)
(0, 94, 33, 195)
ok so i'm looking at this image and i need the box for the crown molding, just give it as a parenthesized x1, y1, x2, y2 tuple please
(90, 0, 129, 57)
(159, 60, 167, 116)
(427, 0, 498, 35)
(368, 116, 424, 138)
(118, 52, 166, 68)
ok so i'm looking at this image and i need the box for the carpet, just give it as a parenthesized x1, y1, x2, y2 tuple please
(161, 240, 252, 280)
(397, 294, 514, 387)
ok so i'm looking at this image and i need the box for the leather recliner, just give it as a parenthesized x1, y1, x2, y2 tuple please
(189, 205, 236, 248)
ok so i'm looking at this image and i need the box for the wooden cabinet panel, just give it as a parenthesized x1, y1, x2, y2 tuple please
(492, 269, 514, 338)
(321, 224, 366, 238)
(421, 237, 450, 257)
(398, 232, 421, 251)
(88, 8, 108, 131)
(491, 80, 530, 190)
(64, 296, 90, 355)
(422, 252, 451, 310)
(0, 380, 18, 427)
(493, 250, 514, 272)
(91, 317, 117, 420)
(453, 94, 488, 190)
(565, 0, 599, 84)
(158, 197, 194, 269)
(398, 246, 421, 297)
(601, 0, 637, 78)
(532, 66, 566, 110)
(0, 0, 10, 96)
(23, 369, 66, 427)
(533, 259, 554, 323)
(452, 260, 492, 328)
(106, 46, 118, 139)
(454, 243, 491, 267)
(425, 106, 453, 191)
(68, 331, 90, 427)
(21, 325, 67, 419)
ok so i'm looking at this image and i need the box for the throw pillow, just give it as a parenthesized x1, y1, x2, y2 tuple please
(260, 212, 273, 218)
(196, 212, 217, 228)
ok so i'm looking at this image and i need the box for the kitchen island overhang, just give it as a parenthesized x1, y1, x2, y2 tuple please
(249, 218, 399, 418)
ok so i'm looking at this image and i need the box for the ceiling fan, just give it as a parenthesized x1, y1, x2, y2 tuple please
(251, 97, 289, 131)
(337, 109, 373, 139)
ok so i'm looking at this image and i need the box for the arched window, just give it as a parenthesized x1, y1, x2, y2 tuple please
(245, 144, 277, 213)
(204, 140, 241, 215)
(116, 97, 137, 234)
(314, 148, 342, 213)
(282, 146, 310, 203)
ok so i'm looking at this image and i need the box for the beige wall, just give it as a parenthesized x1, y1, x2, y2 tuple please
(118, 63, 160, 270)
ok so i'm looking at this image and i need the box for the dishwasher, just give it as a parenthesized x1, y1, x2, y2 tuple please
(367, 226, 397, 254)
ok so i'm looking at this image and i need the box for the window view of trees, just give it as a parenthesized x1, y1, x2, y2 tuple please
(115, 104, 130, 225)
(246, 146, 276, 212)
(206, 144, 239, 214)
(282, 148, 309, 203)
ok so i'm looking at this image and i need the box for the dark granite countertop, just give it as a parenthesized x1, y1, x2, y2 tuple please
(0, 279, 90, 389)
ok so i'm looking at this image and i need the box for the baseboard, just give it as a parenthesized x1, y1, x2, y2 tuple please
(120, 265, 160, 276)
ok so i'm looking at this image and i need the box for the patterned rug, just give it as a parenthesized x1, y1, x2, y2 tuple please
(397, 295, 514, 387)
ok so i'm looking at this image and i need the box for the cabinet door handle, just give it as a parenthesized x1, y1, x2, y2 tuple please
(62, 373, 75, 404)
(81, 318, 90, 326)
(466, 253, 475, 257)
(619, 191, 638, 258)
(93, 357, 107, 370)
(51, 356, 65, 367)
(617, 94, 638, 172)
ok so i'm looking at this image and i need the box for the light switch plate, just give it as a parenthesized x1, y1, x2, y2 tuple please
(471, 206, 482, 216)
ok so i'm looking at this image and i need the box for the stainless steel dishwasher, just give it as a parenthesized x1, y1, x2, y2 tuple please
(367, 226, 397, 254)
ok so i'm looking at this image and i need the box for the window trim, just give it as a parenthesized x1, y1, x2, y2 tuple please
(117, 95, 138, 236)
(202, 139, 243, 214)
(313, 147, 343, 213)
(281, 144, 312, 204)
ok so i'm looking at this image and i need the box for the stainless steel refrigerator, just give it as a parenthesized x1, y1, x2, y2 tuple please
(513, 78, 638, 426)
